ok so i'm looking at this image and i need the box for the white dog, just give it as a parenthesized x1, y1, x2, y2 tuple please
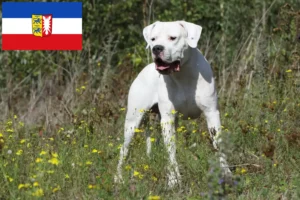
(115, 21, 232, 187)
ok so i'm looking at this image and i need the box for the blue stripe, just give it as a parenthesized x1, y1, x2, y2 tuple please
(2, 2, 82, 18)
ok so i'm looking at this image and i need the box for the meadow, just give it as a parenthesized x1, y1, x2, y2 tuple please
(0, 1, 299, 199)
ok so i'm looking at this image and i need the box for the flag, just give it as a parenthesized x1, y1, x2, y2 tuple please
(2, 2, 82, 50)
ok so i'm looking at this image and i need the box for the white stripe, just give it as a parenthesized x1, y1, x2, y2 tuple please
(2, 18, 82, 34)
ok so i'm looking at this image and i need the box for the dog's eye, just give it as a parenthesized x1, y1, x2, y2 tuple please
(170, 36, 177, 41)
(151, 38, 155, 41)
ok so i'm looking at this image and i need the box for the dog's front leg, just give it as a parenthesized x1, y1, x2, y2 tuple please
(160, 113, 181, 188)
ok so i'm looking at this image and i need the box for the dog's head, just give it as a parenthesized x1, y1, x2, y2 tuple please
(143, 21, 202, 75)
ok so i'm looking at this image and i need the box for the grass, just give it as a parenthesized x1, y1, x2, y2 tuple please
(0, 4, 299, 198)
(1, 69, 300, 199)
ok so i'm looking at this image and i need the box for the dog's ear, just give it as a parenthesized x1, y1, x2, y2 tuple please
(143, 21, 160, 49)
(178, 21, 202, 48)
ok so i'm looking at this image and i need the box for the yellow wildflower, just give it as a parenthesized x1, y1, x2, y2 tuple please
(125, 165, 132, 170)
(134, 128, 144, 133)
(149, 196, 161, 200)
(20, 139, 26, 144)
(35, 158, 43, 163)
(39, 150, 47, 156)
(52, 152, 58, 158)
(151, 176, 158, 181)
(18, 183, 31, 189)
(120, 107, 126, 111)
(171, 109, 177, 114)
(48, 157, 60, 165)
(133, 170, 140, 177)
(33, 182, 39, 187)
(65, 174, 70, 179)
(150, 137, 155, 142)
(16, 150, 23, 156)
(52, 185, 61, 193)
(32, 188, 44, 197)
(92, 149, 98, 153)
(88, 184, 96, 189)
(286, 69, 292, 73)
(143, 165, 149, 171)
(240, 168, 247, 174)
(86, 161, 92, 165)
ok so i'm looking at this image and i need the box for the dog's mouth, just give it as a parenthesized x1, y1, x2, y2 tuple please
(154, 58, 180, 75)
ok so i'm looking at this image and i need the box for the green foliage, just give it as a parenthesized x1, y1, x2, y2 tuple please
(0, 0, 300, 199)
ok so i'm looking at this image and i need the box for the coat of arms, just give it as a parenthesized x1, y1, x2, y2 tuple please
(32, 14, 52, 37)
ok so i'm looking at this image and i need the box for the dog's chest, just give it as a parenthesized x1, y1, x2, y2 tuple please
(159, 77, 204, 119)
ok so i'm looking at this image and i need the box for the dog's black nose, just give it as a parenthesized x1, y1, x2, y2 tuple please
(152, 45, 164, 55)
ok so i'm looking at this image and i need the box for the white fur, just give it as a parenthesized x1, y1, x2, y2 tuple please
(115, 21, 231, 187)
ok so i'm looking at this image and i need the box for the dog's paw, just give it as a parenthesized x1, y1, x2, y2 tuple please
(114, 174, 124, 184)
(167, 171, 181, 189)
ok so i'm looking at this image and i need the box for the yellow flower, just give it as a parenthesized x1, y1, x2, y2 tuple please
(139, 109, 145, 113)
(5, 175, 13, 182)
(133, 170, 140, 177)
(6, 128, 14, 133)
(148, 196, 161, 200)
(120, 107, 126, 111)
(92, 149, 98, 153)
(150, 137, 155, 142)
(32, 188, 44, 197)
(81, 86, 86, 90)
(65, 174, 70, 179)
(16, 150, 23, 156)
(202, 131, 207, 136)
(0, 133, 3, 137)
(20, 139, 26, 144)
(35, 158, 43, 163)
(273, 163, 277, 167)
(125, 165, 132, 170)
(19, 122, 24, 127)
(48, 157, 60, 165)
(143, 165, 149, 171)
(86, 161, 92, 165)
(14, 115, 18, 119)
(52, 152, 58, 158)
(151, 176, 158, 181)
(192, 130, 197, 133)
(84, 144, 89, 148)
(286, 69, 292, 73)
(177, 126, 185, 132)
(240, 168, 247, 174)
(52, 185, 61, 193)
(33, 182, 39, 187)
(18, 183, 31, 189)
(40, 150, 47, 156)
(88, 184, 96, 189)
(134, 128, 144, 133)
(171, 109, 177, 114)
(117, 144, 123, 149)
(49, 137, 54, 141)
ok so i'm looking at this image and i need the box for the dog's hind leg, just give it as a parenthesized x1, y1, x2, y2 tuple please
(115, 74, 158, 184)
(204, 109, 232, 178)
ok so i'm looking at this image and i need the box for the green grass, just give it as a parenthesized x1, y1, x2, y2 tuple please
(1, 71, 300, 199)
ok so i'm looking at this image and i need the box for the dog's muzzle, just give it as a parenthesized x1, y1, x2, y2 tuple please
(154, 58, 180, 75)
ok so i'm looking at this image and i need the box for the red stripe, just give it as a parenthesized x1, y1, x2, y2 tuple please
(2, 34, 82, 50)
